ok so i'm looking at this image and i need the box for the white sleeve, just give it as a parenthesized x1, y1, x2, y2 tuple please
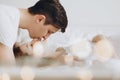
(0, 14, 17, 48)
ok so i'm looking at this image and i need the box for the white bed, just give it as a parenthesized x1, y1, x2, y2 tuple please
(1, 59, 120, 80)
(0, 33, 120, 80)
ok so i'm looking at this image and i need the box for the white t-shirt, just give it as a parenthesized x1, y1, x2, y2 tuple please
(16, 28, 32, 45)
(0, 5, 20, 48)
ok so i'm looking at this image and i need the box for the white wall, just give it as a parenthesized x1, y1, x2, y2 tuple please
(0, 0, 38, 8)
(0, 0, 120, 36)
(60, 0, 120, 36)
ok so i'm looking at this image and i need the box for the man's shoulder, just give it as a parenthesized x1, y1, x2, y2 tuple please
(0, 4, 13, 12)
(0, 4, 8, 8)
(0, 4, 15, 10)
(0, 4, 20, 25)
(0, 4, 19, 16)
(0, 4, 20, 48)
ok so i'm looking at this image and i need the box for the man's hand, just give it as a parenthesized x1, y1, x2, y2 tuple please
(0, 43, 15, 65)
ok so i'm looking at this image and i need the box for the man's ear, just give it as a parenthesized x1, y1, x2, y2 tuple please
(36, 15, 46, 24)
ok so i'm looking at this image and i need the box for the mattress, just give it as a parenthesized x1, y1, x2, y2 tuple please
(0, 35, 120, 80)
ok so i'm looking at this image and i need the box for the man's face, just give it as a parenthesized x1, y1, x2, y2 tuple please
(28, 15, 59, 41)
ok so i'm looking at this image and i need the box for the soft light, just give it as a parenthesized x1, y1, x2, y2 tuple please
(64, 55, 74, 65)
(93, 39, 115, 62)
(0, 73, 10, 80)
(77, 69, 93, 80)
(33, 41, 44, 57)
(70, 39, 92, 59)
(20, 66, 35, 80)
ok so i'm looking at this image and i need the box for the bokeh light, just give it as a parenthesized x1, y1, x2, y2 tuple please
(77, 69, 93, 80)
(64, 55, 74, 65)
(33, 41, 44, 57)
(70, 39, 92, 59)
(0, 73, 10, 80)
(93, 39, 114, 62)
(20, 66, 35, 80)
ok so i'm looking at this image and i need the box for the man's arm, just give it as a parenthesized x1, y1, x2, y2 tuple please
(0, 43, 15, 65)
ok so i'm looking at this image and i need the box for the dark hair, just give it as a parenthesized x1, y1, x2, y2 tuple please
(13, 47, 22, 57)
(13, 46, 28, 57)
(28, 0, 68, 33)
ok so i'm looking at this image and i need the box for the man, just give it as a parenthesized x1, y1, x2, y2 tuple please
(0, 0, 68, 64)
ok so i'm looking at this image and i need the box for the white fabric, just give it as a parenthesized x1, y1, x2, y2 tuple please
(0, 5, 20, 48)
(16, 28, 32, 45)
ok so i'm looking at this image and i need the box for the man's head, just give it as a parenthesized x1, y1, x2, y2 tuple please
(27, 0, 68, 40)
